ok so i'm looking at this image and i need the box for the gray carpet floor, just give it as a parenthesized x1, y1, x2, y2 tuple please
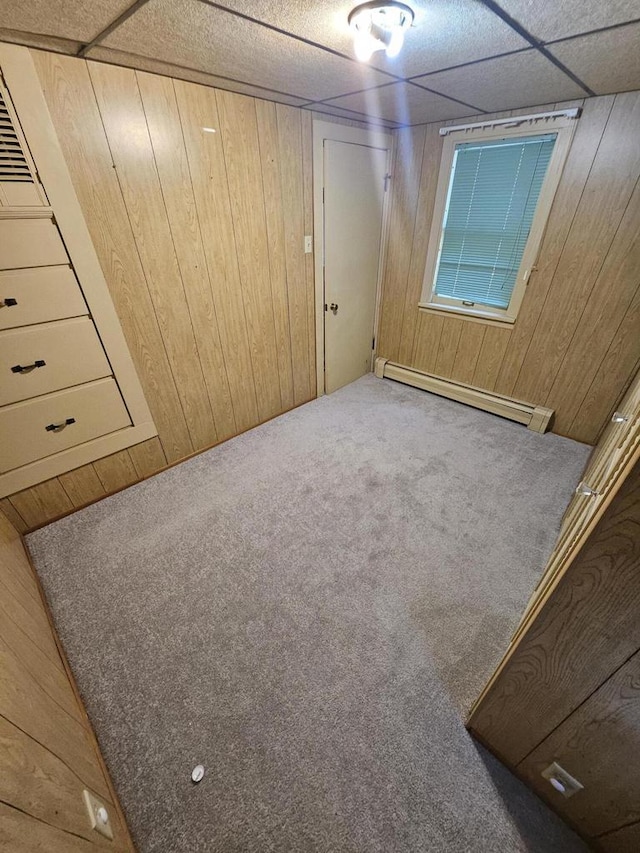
(28, 375, 592, 852)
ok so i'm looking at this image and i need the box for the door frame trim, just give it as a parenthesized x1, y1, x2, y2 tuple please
(312, 120, 393, 397)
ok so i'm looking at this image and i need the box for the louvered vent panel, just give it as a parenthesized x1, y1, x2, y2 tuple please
(0, 86, 33, 183)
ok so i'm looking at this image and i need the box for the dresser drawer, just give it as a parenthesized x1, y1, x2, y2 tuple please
(0, 218, 69, 270)
(0, 266, 88, 330)
(0, 378, 131, 473)
(0, 318, 111, 405)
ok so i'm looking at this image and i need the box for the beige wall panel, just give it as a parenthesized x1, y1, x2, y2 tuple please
(300, 109, 317, 395)
(434, 317, 464, 377)
(0, 715, 110, 842)
(58, 464, 107, 507)
(472, 327, 512, 391)
(254, 99, 295, 411)
(450, 323, 486, 385)
(377, 126, 427, 361)
(598, 821, 640, 853)
(397, 124, 444, 366)
(0, 643, 110, 799)
(217, 90, 282, 422)
(174, 78, 259, 433)
(93, 449, 138, 493)
(412, 312, 445, 374)
(276, 104, 313, 406)
(0, 802, 99, 853)
(0, 577, 61, 669)
(571, 291, 640, 444)
(9, 478, 73, 529)
(513, 92, 640, 404)
(88, 62, 215, 452)
(127, 436, 167, 479)
(135, 70, 236, 442)
(30, 50, 192, 463)
(493, 95, 605, 396)
(0, 498, 27, 533)
(547, 181, 640, 434)
(518, 649, 640, 837)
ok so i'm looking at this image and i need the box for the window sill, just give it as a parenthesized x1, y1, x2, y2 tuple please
(418, 302, 516, 327)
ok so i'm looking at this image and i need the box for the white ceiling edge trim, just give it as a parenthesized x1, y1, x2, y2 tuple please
(439, 107, 581, 136)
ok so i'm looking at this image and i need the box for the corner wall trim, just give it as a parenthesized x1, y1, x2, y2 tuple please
(374, 357, 553, 433)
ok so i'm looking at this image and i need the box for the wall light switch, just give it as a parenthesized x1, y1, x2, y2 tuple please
(83, 789, 114, 840)
(541, 762, 584, 799)
(304, 235, 313, 254)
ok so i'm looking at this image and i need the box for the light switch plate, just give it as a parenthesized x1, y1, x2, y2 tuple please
(304, 235, 313, 254)
(541, 762, 584, 799)
(83, 789, 114, 840)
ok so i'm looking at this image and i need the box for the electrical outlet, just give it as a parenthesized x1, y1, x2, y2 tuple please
(83, 789, 114, 840)
(541, 762, 584, 799)
(304, 235, 313, 254)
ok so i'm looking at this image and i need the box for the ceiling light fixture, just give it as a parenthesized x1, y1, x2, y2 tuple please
(348, 1, 415, 62)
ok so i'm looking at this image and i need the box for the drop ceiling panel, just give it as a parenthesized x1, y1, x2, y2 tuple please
(212, 0, 528, 77)
(549, 23, 640, 95)
(496, 0, 640, 43)
(0, 0, 132, 43)
(88, 47, 310, 105)
(319, 82, 478, 125)
(414, 50, 587, 113)
(100, 0, 391, 102)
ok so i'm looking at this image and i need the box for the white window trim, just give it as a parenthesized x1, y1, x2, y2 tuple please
(419, 111, 580, 324)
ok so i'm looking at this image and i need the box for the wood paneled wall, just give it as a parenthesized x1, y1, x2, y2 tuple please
(378, 92, 640, 445)
(0, 506, 135, 850)
(3, 49, 316, 531)
(468, 458, 640, 847)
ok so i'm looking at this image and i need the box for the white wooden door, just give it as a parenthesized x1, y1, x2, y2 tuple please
(323, 140, 388, 394)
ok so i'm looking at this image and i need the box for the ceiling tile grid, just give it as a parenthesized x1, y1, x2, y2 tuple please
(0, 0, 639, 124)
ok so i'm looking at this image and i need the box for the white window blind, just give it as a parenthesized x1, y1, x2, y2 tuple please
(433, 133, 557, 310)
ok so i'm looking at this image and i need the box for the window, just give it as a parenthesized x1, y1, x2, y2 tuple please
(421, 112, 578, 323)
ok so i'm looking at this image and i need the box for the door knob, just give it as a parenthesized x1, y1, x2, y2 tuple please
(329, 303, 338, 314)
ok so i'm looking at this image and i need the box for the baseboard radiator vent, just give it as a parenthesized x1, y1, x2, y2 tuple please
(374, 358, 553, 433)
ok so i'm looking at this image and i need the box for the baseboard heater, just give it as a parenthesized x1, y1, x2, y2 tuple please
(374, 358, 553, 433)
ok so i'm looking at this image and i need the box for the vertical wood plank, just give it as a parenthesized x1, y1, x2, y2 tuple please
(127, 437, 167, 479)
(377, 126, 427, 361)
(174, 79, 259, 432)
(472, 327, 512, 391)
(31, 51, 192, 463)
(255, 99, 294, 410)
(397, 123, 444, 366)
(450, 322, 486, 384)
(276, 104, 313, 405)
(9, 479, 73, 529)
(300, 109, 317, 396)
(136, 70, 237, 441)
(412, 312, 444, 374)
(88, 62, 215, 452)
(217, 90, 282, 421)
(434, 317, 464, 377)
(58, 465, 107, 507)
(92, 450, 138, 493)
(0, 499, 27, 534)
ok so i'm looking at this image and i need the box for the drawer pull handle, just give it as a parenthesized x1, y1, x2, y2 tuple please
(12, 360, 46, 374)
(1, 298, 17, 308)
(45, 417, 76, 432)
